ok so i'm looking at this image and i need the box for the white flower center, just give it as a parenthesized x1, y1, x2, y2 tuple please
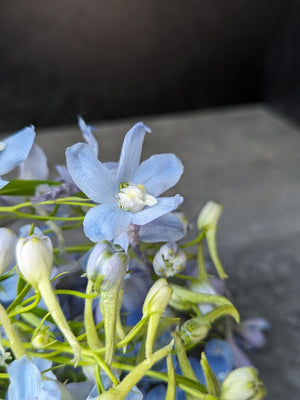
(0, 142, 6, 152)
(117, 183, 157, 213)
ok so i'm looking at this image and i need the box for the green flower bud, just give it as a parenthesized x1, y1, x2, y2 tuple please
(86, 240, 128, 292)
(180, 316, 211, 345)
(153, 242, 187, 277)
(32, 332, 52, 349)
(221, 367, 266, 400)
(142, 278, 173, 316)
(16, 235, 53, 287)
(0, 228, 18, 275)
(197, 200, 222, 231)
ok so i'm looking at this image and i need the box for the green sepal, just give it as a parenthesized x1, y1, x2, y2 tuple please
(165, 354, 176, 400)
(169, 283, 238, 312)
(200, 352, 221, 397)
(205, 228, 228, 280)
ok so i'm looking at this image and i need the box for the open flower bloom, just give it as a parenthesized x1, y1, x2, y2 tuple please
(66, 122, 184, 250)
(0, 126, 35, 189)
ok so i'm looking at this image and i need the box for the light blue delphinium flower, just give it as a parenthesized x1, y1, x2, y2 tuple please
(66, 122, 184, 250)
(0, 126, 35, 189)
(7, 355, 62, 400)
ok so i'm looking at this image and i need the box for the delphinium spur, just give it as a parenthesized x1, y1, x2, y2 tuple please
(0, 119, 267, 400)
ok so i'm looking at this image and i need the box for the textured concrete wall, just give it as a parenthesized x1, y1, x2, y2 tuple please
(0, 0, 285, 130)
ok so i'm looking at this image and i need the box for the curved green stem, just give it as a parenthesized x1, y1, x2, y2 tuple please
(84, 280, 103, 350)
(0, 304, 26, 359)
(38, 278, 81, 365)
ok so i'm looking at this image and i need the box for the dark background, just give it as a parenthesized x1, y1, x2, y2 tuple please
(1, 0, 299, 131)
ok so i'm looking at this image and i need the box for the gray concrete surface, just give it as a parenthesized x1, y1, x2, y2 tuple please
(5, 104, 300, 398)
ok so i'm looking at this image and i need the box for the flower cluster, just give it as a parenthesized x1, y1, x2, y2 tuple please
(0, 119, 267, 399)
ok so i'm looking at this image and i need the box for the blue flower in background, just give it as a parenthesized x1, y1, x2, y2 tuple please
(66, 122, 184, 250)
(0, 126, 35, 189)
(192, 339, 233, 384)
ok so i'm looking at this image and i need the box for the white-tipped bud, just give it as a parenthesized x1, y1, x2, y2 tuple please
(153, 242, 186, 277)
(142, 278, 173, 316)
(197, 200, 222, 231)
(16, 235, 53, 286)
(86, 240, 128, 292)
(221, 367, 266, 400)
(0, 228, 18, 275)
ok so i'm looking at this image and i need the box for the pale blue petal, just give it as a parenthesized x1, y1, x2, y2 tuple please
(0, 178, 9, 189)
(117, 122, 151, 183)
(125, 385, 143, 400)
(83, 203, 132, 242)
(19, 143, 49, 180)
(7, 356, 43, 400)
(39, 380, 61, 400)
(113, 231, 130, 251)
(55, 164, 73, 183)
(132, 195, 183, 225)
(86, 385, 99, 400)
(66, 142, 116, 203)
(0, 273, 18, 303)
(0, 126, 35, 175)
(66, 381, 95, 400)
(78, 116, 99, 157)
(132, 153, 184, 197)
(104, 161, 119, 176)
(139, 212, 186, 242)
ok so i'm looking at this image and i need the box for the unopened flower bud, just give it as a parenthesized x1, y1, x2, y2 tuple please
(86, 240, 128, 292)
(16, 235, 53, 287)
(0, 228, 18, 275)
(142, 278, 173, 316)
(221, 367, 266, 400)
(153, 242, 186, 277)
(197, 201, 222, 231)
(180, 316, 211, 345)
(32, 332, 52, 349)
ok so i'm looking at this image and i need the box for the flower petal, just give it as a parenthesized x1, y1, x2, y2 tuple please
(7, 356, 43, 399)
(132, 195, 183, 225)
(78, 116, 99, 157)
(66, 142, 116, 203)
(113, 231, 130, 251)
(117, 122, 151, 183)
(132, 153, 184, 197)
(83, 203, 132, 242)
(19, 143, 49, 180)
(0, 126, 35, 176)
(139, 212, 186, 242)
(0, 178, 9, 189)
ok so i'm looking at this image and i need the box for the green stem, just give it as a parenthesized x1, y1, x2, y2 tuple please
(0, 304, 26, 359)
(38, 278, 81, 365)
(84, 280, 103, 350)
(98, 340, 174, 400)
(197, 241, 208, 281)
(101, 287, 119, 367)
